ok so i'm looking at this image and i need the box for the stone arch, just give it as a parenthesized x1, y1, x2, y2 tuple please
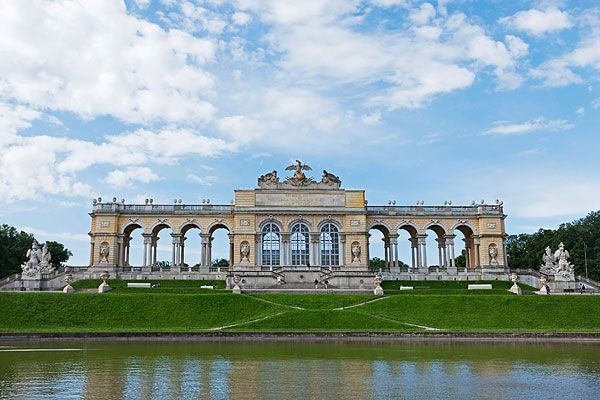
(288, 217, 312, 232)
(179, 220, 202, 235)
(121, 221, 145, 236)
(422, 221, 448, 236)
(450, 220, 477, 235)
(367, 220, 392, 235)
(207, 220, 232, 235)
(396, 221, 419, 236)
(150, 220, 174, 236)
(258, 217, 283, 231)
(317, 217, 342, 231)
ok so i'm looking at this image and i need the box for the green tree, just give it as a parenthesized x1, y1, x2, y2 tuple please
(506, 211, 600, 280)
(369, 257, 385, 269)
(0, 225, 72, 278)
(455, 249, 466, 268)
(0, 225, 35, 278)
(212, 258, 229, 268)
(44, 241, 72, 268)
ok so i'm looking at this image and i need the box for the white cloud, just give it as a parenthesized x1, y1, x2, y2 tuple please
(0, 102, 42, 145)
(232, 11, 252, 25)
(500, 7, 572, 37)
(236, 1, 526, 110)
(106, 167, 160, 188)
(484, 117, 574, 136)
(370, 0, 406, 7)
(576, 106, 585, 115)
(0, 126, 238, 201)
(186, 174, 217, 186)
(0, 0, 216, 124)
(593, 98, 600, 109)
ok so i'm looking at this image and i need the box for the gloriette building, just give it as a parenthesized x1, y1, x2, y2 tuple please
(88, 161, 508, 288)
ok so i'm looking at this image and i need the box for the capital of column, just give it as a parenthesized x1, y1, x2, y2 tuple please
(142, 233, 153, 244)
(472, 236, 481, 245)
(310, 233, 320, 243)
(417, 234, 427, 244)
(281, 233, 290, 242)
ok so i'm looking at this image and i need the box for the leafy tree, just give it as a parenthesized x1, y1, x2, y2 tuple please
(369, 257, 385, 269)
(507, 211, 600, 280)
(45, 241, 72, 268)
(455, 249, 466, 268)
(155, 261, 171, 268)
(0, 225, 72, 278)
(0, 225, 35, 278)
(212, 258, 229, 268)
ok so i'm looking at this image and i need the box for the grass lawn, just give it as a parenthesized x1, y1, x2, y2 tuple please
(1, 280, 598, 334)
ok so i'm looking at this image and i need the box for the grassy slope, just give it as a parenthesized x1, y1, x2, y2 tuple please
(2, 282, 599, 333)
(0, 292, 280, 333)
(357, 295, 600, 332)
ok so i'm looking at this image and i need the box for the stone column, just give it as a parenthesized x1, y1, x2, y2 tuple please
(436, 238, 443, 268)
(389, 234, 399, 271)
(339, 234, 346, 267)
(125, 238, 131, 267)
(142, 234, 152, 269)
(473, 236, 481, 268)
(200, 234, 210, 267)
(181, 236, 187, 267)
(445, 234, 457, 274)
(89, 241, 95, 267)
(417, 235, 428, 273)
(311, 234, 320, 267)
(410, 237, 417, 270)
(383, 238, 389, 269)
(255, 234, 262, 267)
(281, 233, 290, 267)
(228, 234, 234, 269)
(366, 233, 371, 268)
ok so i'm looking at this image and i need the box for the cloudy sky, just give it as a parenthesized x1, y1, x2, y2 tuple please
(1, 0, 599, 265)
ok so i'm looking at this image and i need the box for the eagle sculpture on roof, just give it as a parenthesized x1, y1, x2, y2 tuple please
(285, 160, 312, 182)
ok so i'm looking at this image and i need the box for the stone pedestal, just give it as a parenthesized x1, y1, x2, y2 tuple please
(508, 283, 522, 295)
(98, 282, 111, 293)
(537, 285, 548, 295)
(232, 284, 242, 294)
(373, 285, 384, 295)
(63, 284, 76, 293)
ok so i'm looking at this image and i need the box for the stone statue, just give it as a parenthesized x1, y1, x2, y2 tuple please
(541, 246, 555, 274)
(285, 160, 315, 186)
(22, 241, 54, 277)
(258, 170, 279, 186)
(98, 271, 111, 293)
(351, 243, 361, 263)
(554, 243, 570, 272)
(99, 243, 110, 265)
(488, 245, 499, 266)
(373, 274, 384, 295)
(321, 170, 341, 185)
(540, 243, 574, 282)
(240, 242, 250, 263)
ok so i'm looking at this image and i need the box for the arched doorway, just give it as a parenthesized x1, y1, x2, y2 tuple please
(180, 223, 202, 271)
(397, 224, 418, 271)
(122, 223, 143, 270)
(368, 224, 391, 270)
(149, 223, 173, 272)
(207, 224, 231, 272)
(425, 224, 448, 272)
(453, 224, 476, 270)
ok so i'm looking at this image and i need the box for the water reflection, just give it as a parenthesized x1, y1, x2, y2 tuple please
(0, 342, 599, 399)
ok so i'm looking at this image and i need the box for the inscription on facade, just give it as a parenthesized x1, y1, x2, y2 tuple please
(486, 223, 497, 229)
(256, 193, 345, 207)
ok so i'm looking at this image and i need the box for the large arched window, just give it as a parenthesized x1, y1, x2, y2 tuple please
(291, 223, 310, 266)
(262, 223, 280, 266)
(320, 223, 340, 266)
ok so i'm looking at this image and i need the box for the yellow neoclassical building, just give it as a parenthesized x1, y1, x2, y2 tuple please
(88, 161, 508, 288)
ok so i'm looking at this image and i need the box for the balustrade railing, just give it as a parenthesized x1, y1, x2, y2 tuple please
(366, 204, 503, 216)
(92, 203, 234, 214)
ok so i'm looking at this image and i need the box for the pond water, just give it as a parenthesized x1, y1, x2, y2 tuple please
(0, 341, 599, 399)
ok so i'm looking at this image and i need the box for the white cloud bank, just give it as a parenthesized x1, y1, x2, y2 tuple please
(500, 7, 572, 37)
(0, 0, 216, 124)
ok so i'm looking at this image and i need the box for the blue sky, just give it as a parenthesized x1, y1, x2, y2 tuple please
(1, 0, 599, 265)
